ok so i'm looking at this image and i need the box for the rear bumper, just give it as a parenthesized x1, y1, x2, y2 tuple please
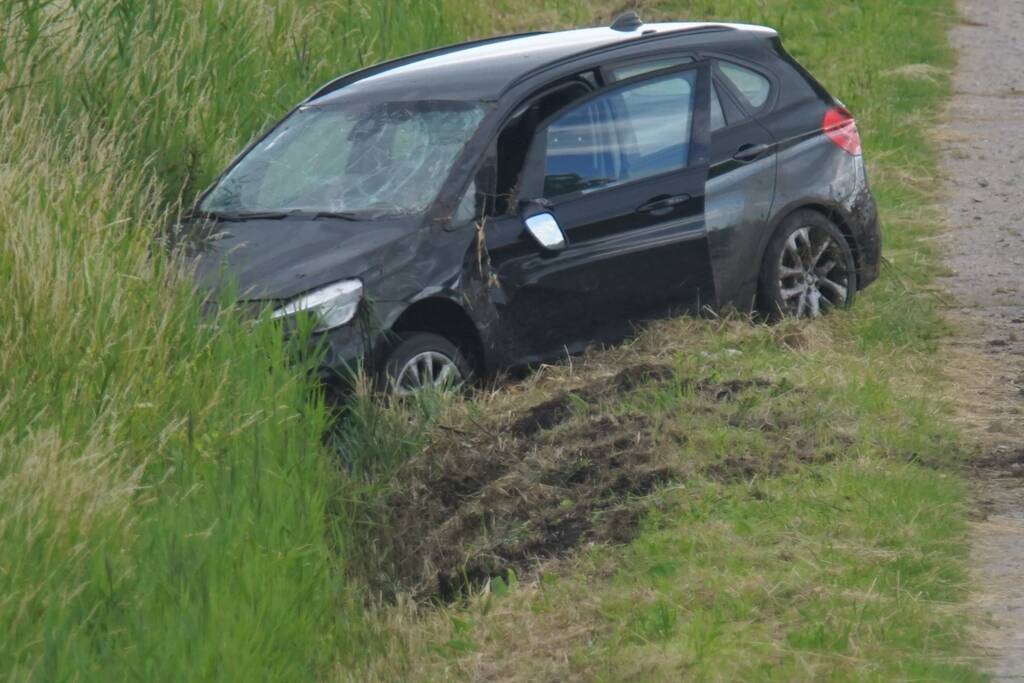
(847, 185, 882, 290)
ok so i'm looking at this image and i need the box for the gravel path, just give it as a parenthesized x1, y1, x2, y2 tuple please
(939, 1, 1024, 680)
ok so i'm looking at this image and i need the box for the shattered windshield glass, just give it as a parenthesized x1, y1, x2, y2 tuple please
(200, 100, 486, 218)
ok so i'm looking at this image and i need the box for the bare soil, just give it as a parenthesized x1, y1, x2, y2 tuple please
(939, 1, 1024, 679)
(360, 364, 786, 602)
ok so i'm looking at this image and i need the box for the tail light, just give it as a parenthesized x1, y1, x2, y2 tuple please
(823, 106, 862, 156)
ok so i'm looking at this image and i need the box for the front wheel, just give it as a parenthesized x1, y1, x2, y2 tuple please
(759, 211, 857, 319)
(380, 332, 471, 396)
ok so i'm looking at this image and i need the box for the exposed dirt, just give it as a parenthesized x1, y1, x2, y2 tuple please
(939, 1, 1024, 679)
(508, 364, 768, 438)
(361, 364, 781, 602)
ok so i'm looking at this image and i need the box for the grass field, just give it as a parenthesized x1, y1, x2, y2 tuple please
(337, 0, 981, 680)
(0, 0, 978, 680)
(0, 2, 528, 679)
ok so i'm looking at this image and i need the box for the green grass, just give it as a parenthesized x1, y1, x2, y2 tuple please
(370, 314, 979, 680)
(0, 0, 497, 206)
(0, 0, 980, 680)
(329, 0, 982, 680)
(0, 1, 574, 680)
(588, 462, 972, 680)
(0, 109, 349, 679)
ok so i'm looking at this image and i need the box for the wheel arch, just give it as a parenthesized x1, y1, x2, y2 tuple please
(387, 295, 487, 376)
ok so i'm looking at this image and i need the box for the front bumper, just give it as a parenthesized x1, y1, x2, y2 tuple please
(316, 323, 373, 389)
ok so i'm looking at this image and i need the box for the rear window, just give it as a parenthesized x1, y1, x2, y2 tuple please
(719, 61, 771, 109)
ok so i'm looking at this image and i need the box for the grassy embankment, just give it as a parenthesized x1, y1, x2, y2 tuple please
(339, 1, 984, 681)
(0, 1, 585, 679)
(0, 0, 980, 680)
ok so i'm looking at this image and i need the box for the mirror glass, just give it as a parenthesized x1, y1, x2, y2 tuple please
(523, 212, 566, 251)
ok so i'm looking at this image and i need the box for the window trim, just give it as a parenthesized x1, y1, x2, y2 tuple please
(518, 60, 712, 205)
(598, 51, 695, 84)
(712, 73, 750, 128)
(709, 80, 730, 131)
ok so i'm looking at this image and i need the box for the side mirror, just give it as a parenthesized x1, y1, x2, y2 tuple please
(523, 212, 566, 252)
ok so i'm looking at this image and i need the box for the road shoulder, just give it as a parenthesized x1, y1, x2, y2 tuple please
(938, 1, 1024, 679)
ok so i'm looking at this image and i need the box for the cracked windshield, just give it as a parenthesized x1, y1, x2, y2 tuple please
(201, 100, 485, 217)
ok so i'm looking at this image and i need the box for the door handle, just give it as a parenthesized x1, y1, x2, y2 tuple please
(733, 143, 772, 162)
(637, 194, 691, 215)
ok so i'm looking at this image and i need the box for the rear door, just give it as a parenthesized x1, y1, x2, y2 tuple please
(703, 58, 779, 310)
(486, 61, 714, 353)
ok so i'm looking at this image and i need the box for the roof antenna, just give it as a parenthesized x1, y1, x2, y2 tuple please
(610, 11, 643, 32)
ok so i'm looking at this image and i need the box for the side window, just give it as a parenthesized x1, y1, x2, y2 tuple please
(719, 61, 771, 109)
(452, 179, 478, 224)
(608, 57, 725, 132)
(541, 70, 696, 198)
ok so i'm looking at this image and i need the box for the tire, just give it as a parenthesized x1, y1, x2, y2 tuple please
(380, 332, 471, 396)
(758, 210, 857, 319)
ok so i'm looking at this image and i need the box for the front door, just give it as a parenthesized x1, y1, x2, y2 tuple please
(485, 62, 714, 355)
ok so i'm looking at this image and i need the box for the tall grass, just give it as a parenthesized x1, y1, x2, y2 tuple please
(324, 1, 978, 680)
(0, 0, 493, 205)
(0, 100, 348, 679)
(1, 0, 967, 679)
(0, 0, 568, 679)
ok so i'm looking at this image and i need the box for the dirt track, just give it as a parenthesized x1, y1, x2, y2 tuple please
(939, 1, 1024, 679)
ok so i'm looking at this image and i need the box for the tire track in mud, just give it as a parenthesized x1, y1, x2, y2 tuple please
(355, 364, 792, 603)
(939, 2, 1024, 679)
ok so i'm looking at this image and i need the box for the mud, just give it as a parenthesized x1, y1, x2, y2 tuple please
(361, 364, 781, 602)
(373, 412, 673, 601)
(509, 363, 675, 437)
(939, 1, 1024, 679)
(507, 364, 766, 438)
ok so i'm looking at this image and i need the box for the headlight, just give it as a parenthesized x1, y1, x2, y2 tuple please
(271, 279, 363, 332)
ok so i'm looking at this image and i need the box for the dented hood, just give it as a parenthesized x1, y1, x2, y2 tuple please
(190, 217, 420, 302)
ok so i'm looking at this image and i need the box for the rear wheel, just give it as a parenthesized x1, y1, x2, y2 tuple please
(380, 332, 471, 396)
(759, 211, 856, 319)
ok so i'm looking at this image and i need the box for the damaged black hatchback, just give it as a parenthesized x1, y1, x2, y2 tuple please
(190, 13, 881, 393)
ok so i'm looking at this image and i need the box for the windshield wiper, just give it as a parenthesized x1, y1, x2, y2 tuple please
(189, 210, 293, 222)
(217, 211, 291, 222)
(311, 211, 366, 221)
(189, 209, 371, 223)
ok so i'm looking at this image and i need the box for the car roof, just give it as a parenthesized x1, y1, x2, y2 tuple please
(307, 21, 777, 105)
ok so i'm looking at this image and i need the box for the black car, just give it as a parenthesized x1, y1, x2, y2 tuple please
(189, 13, 881, 394)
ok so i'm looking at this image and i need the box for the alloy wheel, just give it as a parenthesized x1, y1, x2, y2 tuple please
(394, 351, 463, 395)
(777, 226, 851, 318)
